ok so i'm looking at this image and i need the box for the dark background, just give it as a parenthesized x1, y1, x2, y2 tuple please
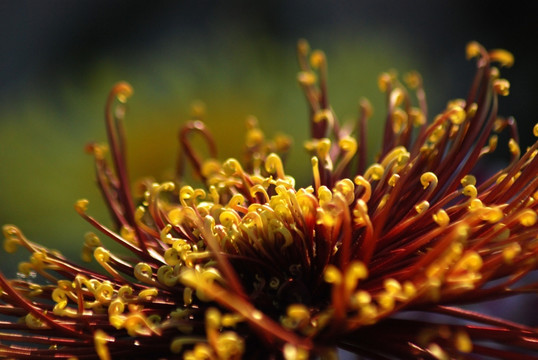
(2, 1, 537, 131)
(0, 0, 536, 256)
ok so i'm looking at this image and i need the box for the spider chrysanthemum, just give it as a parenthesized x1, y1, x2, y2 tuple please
(1, 41, 537, 359)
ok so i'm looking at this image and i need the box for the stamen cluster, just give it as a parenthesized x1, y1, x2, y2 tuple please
(1, 41, 537, 359)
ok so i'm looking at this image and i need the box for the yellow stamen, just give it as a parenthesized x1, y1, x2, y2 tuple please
(454, 330, 473, 353)
(447, 105, 466, 125)
(297, 71, 317, 86)
(404, 71, 421, 89)
(392, 108, 408, 133)
(323, 265, 342, 284)
(311, 157, 321, 192)
(377, 73, 392, 92)
(388, 174, 400, 187)
(134, 262, 154, 284)
(364, 164, 384, 181)
(517, 209, 537, 227)
(460, 175, 476, 187)
(74, 199, 89, 214)
(420, 172, 438, 189)
(508, 138, 520, 157)
(409, 107, 426, 127)
(493, 79, 510, 96)
(415, 201, 429, 214)
(463, 185, 477, 199)
(466, 41, 482, 60)
(489, 49, 514, 67)
(265, 153, 286, 179)
(433, 209, 450, 227)
(344, 261, 368, 293)
(94, 330, 112, 360)
(502, 243, 521, 264)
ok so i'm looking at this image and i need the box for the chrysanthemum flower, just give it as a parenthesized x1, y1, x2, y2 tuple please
(1, 40, 537, 359)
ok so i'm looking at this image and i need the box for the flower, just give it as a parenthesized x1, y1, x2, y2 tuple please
(1, 40, 537, 359)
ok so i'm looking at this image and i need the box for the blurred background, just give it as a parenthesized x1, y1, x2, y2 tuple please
(0, 1, 536, 271)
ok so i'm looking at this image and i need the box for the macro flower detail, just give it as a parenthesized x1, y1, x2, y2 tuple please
(1, 40, 538, 359)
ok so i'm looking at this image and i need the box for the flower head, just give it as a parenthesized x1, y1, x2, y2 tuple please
(1, 41, 537, 359)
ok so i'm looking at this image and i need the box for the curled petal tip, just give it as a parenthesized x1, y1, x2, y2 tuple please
(489, 49, 515, 67)
(112, 81, 134, 103)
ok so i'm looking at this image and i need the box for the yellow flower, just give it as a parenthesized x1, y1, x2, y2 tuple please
(1, 40, 537, 359)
